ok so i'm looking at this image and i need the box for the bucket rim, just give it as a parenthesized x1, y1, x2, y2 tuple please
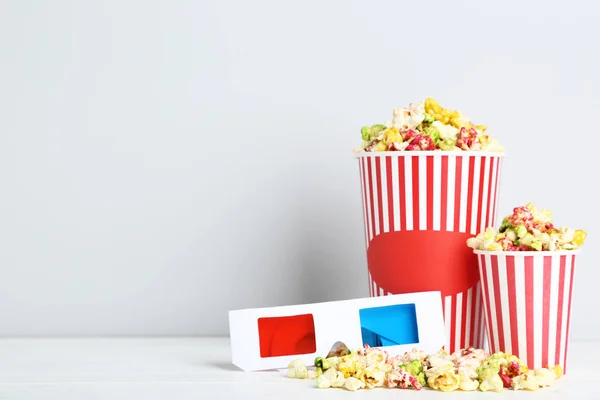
(473, 249, 581, 256)
(354, 150, 505, 159)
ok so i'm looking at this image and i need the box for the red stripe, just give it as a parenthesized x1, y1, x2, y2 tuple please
(485, 157, 495, 227)
(491, 255, 505, 352)
(480, 255, 496, 353)
(555, 256, 566, 369)
(506, 256, 519, 359)
(492, 158, 502, 225)
(412, 157, 420, 230)
(460, 289, 468, 349)
(385, 157, 394, 232)
(465, 157, 475, 233)
(426, 156, 434, 230)
(440, 156, 448, 232)
(525, 256, 535, 369)
(469, 285, 477, 347)
(450, 294, 457, 353)
(375, 157, 384, 234)
(398, 157, 406, 231)
(453, 156, 463, 232)
(479, 293, 486, 349)
(564, 255, 576, 373)
(542, 256, 552, 367)
(367, 158, 376, 240)
(476, 157, 486, 232)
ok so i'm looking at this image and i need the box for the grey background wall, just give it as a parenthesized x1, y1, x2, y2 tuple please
(1, 0, 598, 339)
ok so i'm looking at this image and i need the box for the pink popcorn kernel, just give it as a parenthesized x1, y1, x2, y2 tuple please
(406, 134, 435, 151)
(508, 206, 534, 229)
(456, 127, 478, 150)
(387, 369, 422, 390)
(497, 236, 520, 251)
(403, 129, 419, 142)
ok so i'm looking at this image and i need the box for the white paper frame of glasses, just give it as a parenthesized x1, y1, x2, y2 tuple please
(228, 291, 445, 371)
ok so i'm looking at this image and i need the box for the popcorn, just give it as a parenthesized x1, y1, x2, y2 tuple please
(344, 376, 366, 391)
(316, 374, 331, 388)
(398, 359, 426, 387)
(357, 366, 386, 388)
(318, 368, 345, 388)
(287, 359, 308, 379)
(337, 353, 366, 378)
(427, 364, 460, 392)
(533, 368, 559, 387)
(364, 347, 388, 367)
(467, 202, 587, 252)
(457, 369, 479, 391)
(386, 367, 423, 390)
(356, 98, 503, 152)
(291, 343, 562, 393)
(425, 349, 453, 369)
(512, 371, 540, 391)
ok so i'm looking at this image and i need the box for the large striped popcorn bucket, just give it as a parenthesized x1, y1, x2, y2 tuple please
(474, 250, 579, 373)
(356, 151, 504, 353)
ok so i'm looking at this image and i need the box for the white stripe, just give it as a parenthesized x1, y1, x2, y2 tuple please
(432, 155, 442, 231)
(379, 286, 384, 297)
(485, 255, 500, 352)
(464, 286, 472, 348)
(469, 156, 481, 235)
(373, 279, 378, 297)
(559, 255, 572, 368)
(379, 157, 389, 233)
(364, 158, 373, 242)
(497, 255, 512, 354)
(444, 296, 452, 351)
(533, 255, 544, 369)
(548, 256, 560, 367)
(391, 156, 400, 231)
(418, 156, 427, 230)
(370, 157, 380, 236)
(515, 255, 528, 368)
(473, 283, 481, 348)
(458, 156, 469, 233)
(487, 157, 497, 227)
(479, 157, 491, 233)
(455, 292, 463, 351)
(493, 158, 503, 225)
(482, 281, 488, 351)
(565, 255, 576, 369)
(359, 160, 369, 250)
(446, 156, 456, 232)
(479, 257, 492, 352)
(404, 156, 413, 231)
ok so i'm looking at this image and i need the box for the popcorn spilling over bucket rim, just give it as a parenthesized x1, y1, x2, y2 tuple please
(467, 202, 587, 252)
(354, 98, 504, 153)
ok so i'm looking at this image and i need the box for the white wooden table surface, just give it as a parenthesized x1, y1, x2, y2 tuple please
(0, 337, 597, 399)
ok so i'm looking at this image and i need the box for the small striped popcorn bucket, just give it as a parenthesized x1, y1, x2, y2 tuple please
(474, 250, 579, 373)
(356, 151, 504, 353)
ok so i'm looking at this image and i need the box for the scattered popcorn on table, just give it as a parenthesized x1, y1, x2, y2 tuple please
(427, 364, 460, 392)
(467, 202, 587, 251)
(344, 376, 366, 391)
(355, 98, 503, 153)
(287, 343, 564, 393)
(287, 359, 307, 379)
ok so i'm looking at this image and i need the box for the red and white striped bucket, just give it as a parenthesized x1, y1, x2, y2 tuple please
(356, 151, 504, 353)
(474, 250, 579, 373)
